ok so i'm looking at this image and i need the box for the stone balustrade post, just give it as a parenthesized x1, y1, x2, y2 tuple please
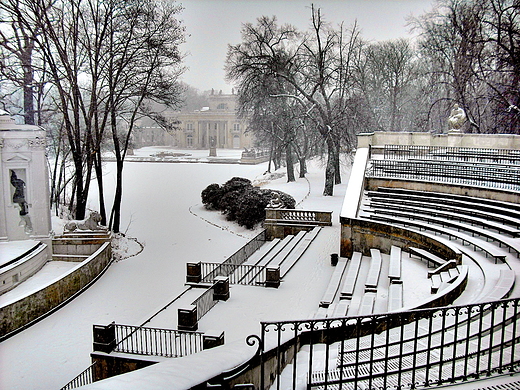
(213, 276, 230, 301)
(93, 322, 116, 353)
(178, 305, 198, 331)
(187, 262, 202, 284)
(203, 330, 225, 350)
(265, 267, 280, 288)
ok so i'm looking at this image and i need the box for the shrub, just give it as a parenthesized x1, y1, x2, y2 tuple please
(235, 188, 270, 229)
(201, 183, 222, 210)
(201, 177, 296, 229)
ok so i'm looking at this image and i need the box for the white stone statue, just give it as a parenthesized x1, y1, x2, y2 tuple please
(268, 192, 283, 208)
(448, 103, 466, 130)
(65, 211, 107, 232)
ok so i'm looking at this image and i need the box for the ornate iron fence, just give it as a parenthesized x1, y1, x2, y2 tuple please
(250, 297, 520, 390)
(114, 324, 203, 358)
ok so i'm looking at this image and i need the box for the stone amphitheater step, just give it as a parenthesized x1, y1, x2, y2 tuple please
(242, 238, 280, 265)
(280, 227, 321, 278)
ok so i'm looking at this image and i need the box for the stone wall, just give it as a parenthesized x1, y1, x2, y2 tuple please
(0, 241, 112, 339)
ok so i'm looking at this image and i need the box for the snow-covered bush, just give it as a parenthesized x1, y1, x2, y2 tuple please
(201, 183, 222, 210)
(201, 177, 295, 229)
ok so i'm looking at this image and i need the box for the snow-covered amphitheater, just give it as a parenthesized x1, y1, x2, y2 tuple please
(56, 131, 520, 390)
(3, 128, 520, 390)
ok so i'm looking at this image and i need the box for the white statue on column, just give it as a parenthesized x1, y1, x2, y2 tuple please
(447, 103, 466, 131)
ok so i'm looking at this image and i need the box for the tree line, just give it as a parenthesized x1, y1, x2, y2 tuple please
(225, 0, 520, 195)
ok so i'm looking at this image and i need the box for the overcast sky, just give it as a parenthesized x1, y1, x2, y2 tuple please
(177, 0, 435, 93)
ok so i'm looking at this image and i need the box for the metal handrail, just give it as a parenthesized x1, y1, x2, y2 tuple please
(256, 297, 520, 390)
(114, 324, 204, 358)
(60, 362, 96, 390)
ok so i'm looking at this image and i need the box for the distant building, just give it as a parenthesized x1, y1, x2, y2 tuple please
(132, 90, 253, 150)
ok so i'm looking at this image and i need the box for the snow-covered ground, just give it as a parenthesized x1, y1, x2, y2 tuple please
(0, 150, 350, 390)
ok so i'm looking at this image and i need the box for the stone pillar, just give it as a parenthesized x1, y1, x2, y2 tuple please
(178, 305, 198, 331)
(265, 267, 280, 288)
(186, 262, 202, 284)
(93, 322, 117, 353)
(213, 276, 229, 301)
(203, 330, 225, 350)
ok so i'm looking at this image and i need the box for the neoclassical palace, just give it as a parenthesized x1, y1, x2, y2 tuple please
(132, 90, 253, 150)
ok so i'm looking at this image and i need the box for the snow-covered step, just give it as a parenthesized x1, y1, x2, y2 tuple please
(280, 227, 321, 277)
(270, 231, 307, 268)
(339, 252, 362, 299)
(365, 249, 382, 292)
(243, 238, 280, 265)
(319, 258, 348, 308)
(388, 245, 402, 282)
(256, 235, 295, 267)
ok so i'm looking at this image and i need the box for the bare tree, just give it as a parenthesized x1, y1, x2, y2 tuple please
(412, 0, 520, 134)
(227, 7, 363, 196)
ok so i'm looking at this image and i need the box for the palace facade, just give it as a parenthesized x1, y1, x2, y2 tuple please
(132, 90, 253, 150)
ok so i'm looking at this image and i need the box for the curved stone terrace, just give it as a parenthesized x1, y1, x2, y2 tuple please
(3, 142, 520, 390)
(60, 139, 517, 388)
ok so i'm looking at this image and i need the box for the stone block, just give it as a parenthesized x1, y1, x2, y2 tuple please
(178, 305, 198, 331)
(203, 330, 225, 350)
(213, 276, 229, 301)
(93, 322, 116, 353)
(187, 262, 202, 283)
(265, 267, 280, 288)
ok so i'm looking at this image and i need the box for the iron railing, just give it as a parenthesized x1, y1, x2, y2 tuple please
(193, 286, 219, 321)
(201, 229, 266, 283)
(253, 297, 520, 390)
(369, 159, 520, 191)
(60, 362, 96, 390)
(200, 262, 267, 285)
(383, 145, 520, 164)
(114, 324, 204, 358)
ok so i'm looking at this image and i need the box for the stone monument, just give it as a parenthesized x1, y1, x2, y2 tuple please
(0, 111, 52, 256)
(447, 103, 466, 132)
(209, 136, 217, 157)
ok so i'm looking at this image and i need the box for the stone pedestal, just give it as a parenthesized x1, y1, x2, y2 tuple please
(0, 112, 52, 258)
(203, 330, 225, 350)
(93, 323, 116, 353)
(186, 262, 202, 284)
(178, 305, 198, 331)
(213, 276, 229, 301)
(209, 147, 217, 157)
(265, 267, 280, 288)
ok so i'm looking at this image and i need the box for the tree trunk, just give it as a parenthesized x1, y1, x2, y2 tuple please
(111, 160, 123, 233)
(299, 157, 306, 178)
(334, 142, 341, 185)
(94, 154, 107, 226)
(323, 137, 336, 196)
(285, 143, 295, 182)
